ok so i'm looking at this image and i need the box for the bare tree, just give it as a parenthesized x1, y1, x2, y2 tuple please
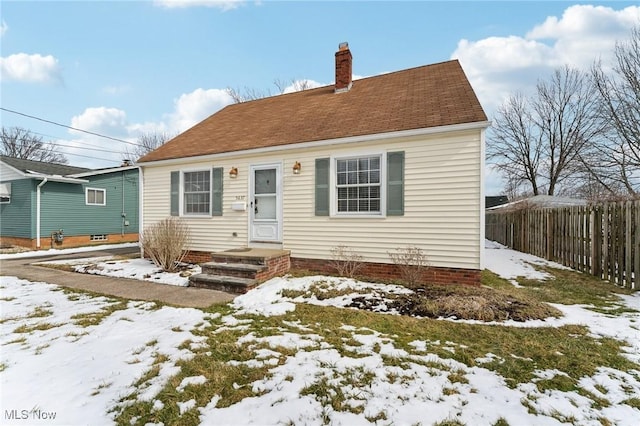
(587, 25, 640, 196)
(226, 78, 315, 103)
(488, 66, 602, 196)
(124, 131, 175, 163)
(1, 127, 68, 164)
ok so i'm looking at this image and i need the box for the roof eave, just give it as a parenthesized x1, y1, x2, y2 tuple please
(68, 165, 138, 178)
(138, 120, 491, 168)
(27, 173, 90, 184)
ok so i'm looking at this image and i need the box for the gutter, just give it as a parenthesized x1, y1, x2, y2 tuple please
(36, 178, 48, 249)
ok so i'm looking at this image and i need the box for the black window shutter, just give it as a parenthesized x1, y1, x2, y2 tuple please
(315, 158, 330, 216)
(387, 151, 404, 216)
(212, 167, 223, 216)
(170, 171, 179, 216)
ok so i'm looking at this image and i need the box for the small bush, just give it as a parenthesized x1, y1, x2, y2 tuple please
(388, 246, 430, 287)
(329, 245, 364, 278)
(140, 218, 191, 272)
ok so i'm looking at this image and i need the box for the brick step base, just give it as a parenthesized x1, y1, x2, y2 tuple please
(200, 261, 266, 279)
(188, 274, 257, 294)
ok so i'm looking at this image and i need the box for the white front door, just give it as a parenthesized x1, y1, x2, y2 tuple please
(249, 163, 282, 243)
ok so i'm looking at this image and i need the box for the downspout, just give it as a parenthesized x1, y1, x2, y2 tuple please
(122, 170, 125, 236)
(138, 166, 144, 258)
(36, 178, 48, 249)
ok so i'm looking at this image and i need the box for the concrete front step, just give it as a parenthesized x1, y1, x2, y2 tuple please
(201, 261, 266, 279)
(188, 273, 257, 294)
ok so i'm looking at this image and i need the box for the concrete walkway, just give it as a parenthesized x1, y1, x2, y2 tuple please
(0, 247, 236, 309)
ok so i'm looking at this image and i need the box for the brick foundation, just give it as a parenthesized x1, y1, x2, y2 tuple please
(181, 250, 480, 286)
(291, 257, 481, 286)
(0, 233, 139, 250)
(183, 251, 213, 264)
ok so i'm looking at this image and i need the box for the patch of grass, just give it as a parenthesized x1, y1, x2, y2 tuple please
(434, 419, 464, 426)
(0, 363, 6, 372)
(513, 266, 636, 310)
(27, 306, 53, 318)
(4, 336, 27, 345)
(281, 280, 369, 301)
(13, 322, 61, 333)
(71, 301, 128, 327)
(493, 418, 510, 426)
(623, 397, 640, 409)
(37, 263, 76, 272)
(0, 296, 16, 301)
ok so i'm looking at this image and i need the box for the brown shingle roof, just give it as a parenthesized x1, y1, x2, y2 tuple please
(138, 60, 487, 163)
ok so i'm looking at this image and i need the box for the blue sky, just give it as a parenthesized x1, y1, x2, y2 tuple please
(1, 1, 639, 195)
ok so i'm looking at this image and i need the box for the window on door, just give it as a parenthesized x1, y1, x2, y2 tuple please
(254, 168, 277, 220)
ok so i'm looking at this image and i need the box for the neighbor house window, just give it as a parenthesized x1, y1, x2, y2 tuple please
(86, 188, 106, 206)
(183, 170, 210, 215)
(335, 155, 381, 214)
(0, 182, 11, 204)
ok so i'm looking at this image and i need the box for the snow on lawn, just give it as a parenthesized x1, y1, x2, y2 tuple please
(2, 240, 639, 425)
(0, 276, 211, 425)
(484, 239, 570, 286)
(0, 242, 139, 260)
(37, 257, 200, 287)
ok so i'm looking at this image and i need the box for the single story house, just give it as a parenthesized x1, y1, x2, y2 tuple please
(137, 43, 489, 285)
(0, 156, 139, 249)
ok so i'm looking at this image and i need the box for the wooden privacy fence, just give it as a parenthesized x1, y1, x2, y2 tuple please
(486, 200, 640, 289)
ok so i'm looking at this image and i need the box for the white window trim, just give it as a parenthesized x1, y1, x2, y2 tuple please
(85, 187, 106, 206)
(181, 168, 212, 217)
(329, 151, 386, 218)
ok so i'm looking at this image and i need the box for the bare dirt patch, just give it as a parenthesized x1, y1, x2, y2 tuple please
(349, 284, 561, 322)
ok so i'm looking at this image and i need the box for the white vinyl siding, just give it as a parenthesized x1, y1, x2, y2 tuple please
(86, 188, 106, 206)
(141, 129, 483, 270)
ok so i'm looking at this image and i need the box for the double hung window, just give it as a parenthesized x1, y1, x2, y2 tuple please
(336, 155, 381, 214)
(183, 171, 210, 215)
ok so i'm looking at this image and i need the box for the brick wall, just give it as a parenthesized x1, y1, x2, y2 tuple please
(0, 233, 138, 250)
(255, 253, 291, 282)
(180, 250, 480, 286)
(291, 257, 481, 286)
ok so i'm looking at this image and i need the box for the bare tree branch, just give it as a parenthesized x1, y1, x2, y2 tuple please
(1, 126, 68, 164)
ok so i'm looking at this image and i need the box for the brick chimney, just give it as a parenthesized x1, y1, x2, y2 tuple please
(334, 42, 352, 93)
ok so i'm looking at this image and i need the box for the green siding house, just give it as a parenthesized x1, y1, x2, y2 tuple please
(0, 156, 139, 249)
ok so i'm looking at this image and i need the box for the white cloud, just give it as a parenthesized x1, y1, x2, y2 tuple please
(70, 107, 129, 137)
(167, 88, 234, 132)
(154, 0, 244, 10)
(0, 20, 8, 37)
(0, 53, 62, 84)
(452, 5, 640, 114)
(281, 79, 323, 94)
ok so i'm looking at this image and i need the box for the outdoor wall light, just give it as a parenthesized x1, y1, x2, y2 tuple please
(229, 167, 238, 178)
(292, 161, 302, 174)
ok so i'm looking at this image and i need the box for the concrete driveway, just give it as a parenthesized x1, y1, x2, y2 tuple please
(0, 247, 235, 308)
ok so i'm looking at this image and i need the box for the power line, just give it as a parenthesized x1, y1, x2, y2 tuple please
(0, 107, 141, 147)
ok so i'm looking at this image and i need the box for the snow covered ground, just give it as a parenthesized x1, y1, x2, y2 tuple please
(1, 241, 639, 425)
